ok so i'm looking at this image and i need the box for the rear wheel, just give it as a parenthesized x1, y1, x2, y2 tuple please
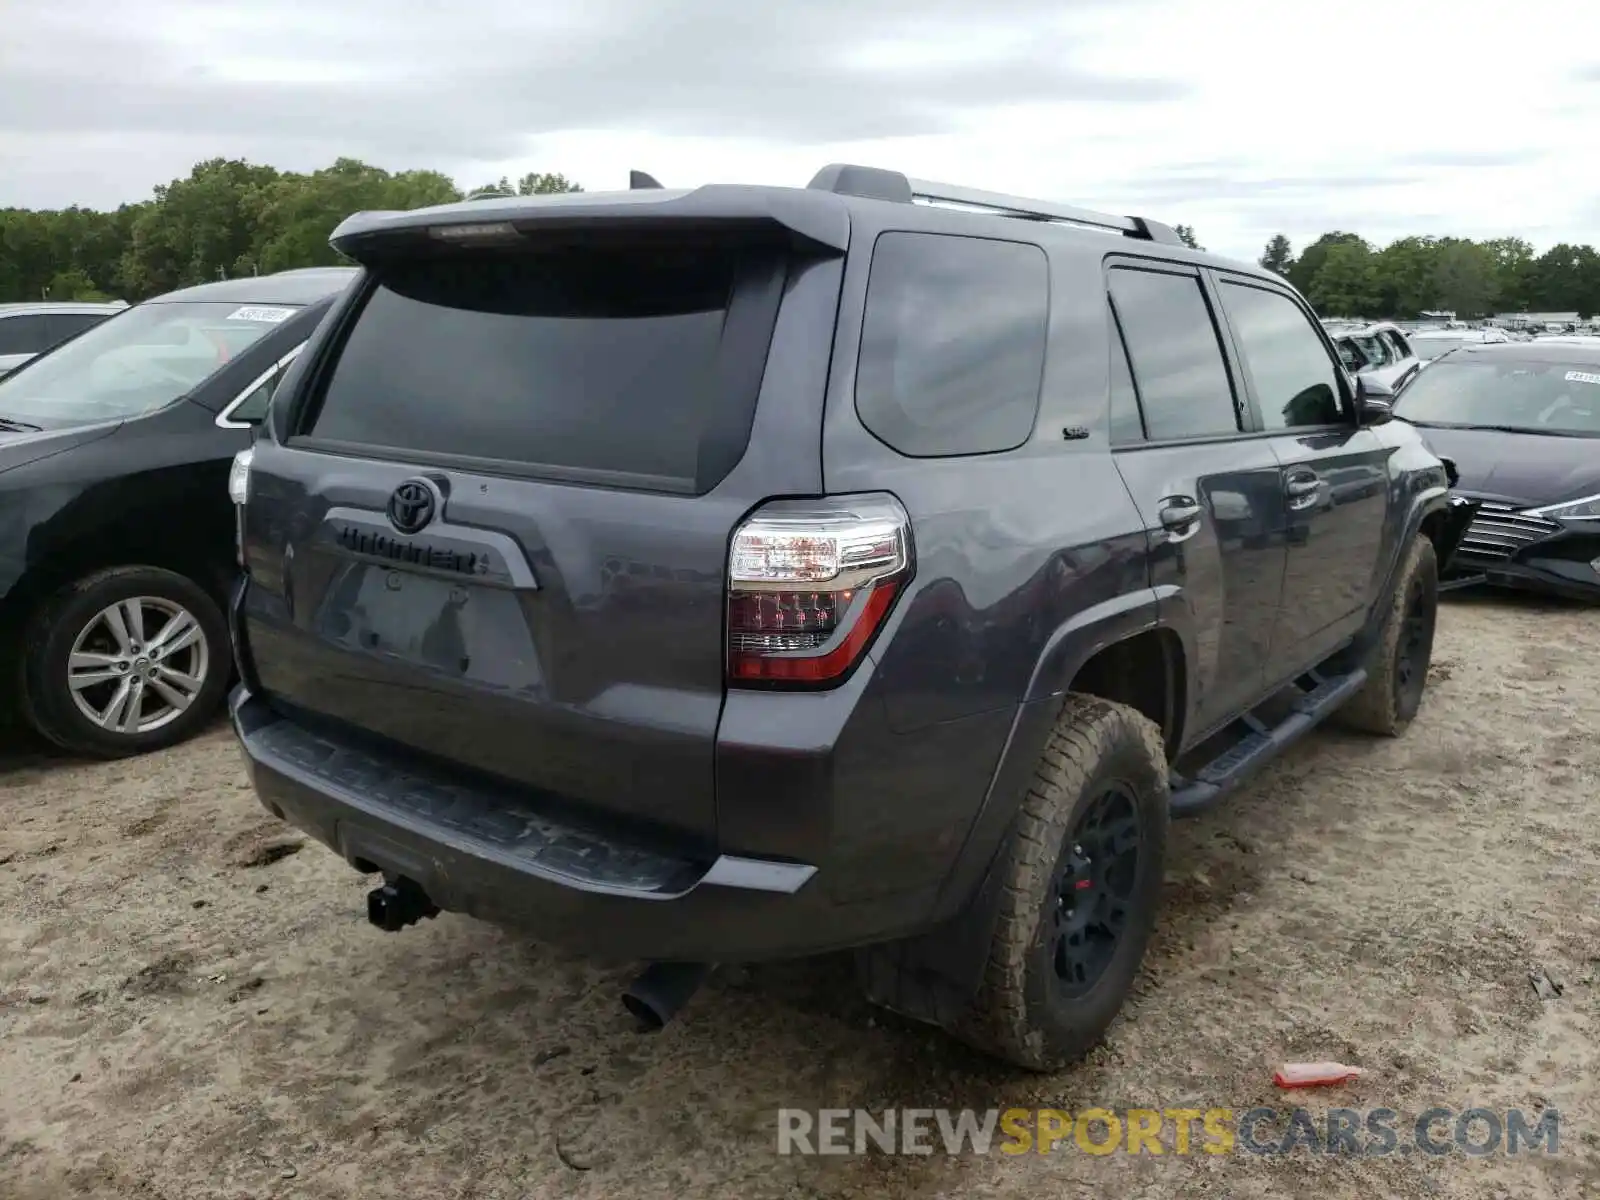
(1339, 536, 1437, 736)
(955, 694, 1169, 1071)
(20, 566, 230, 758)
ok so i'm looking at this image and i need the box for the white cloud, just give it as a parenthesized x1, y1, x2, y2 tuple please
(1, 0, 1597, 261)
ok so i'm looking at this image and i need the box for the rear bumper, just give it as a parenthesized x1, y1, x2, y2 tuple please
(230, 686, 929, 961)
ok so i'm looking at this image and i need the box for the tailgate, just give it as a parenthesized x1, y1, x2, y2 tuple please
(239, 230, 843, 846)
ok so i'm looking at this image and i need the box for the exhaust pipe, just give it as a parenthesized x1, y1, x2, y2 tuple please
(622, 962, 712, 1030)
(366, 878, 440, 932)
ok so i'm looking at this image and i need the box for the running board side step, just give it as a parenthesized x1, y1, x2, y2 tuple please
(1168, 667, 1368, 817)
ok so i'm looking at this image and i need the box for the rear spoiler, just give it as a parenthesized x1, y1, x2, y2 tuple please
(330, 185, 852, 261)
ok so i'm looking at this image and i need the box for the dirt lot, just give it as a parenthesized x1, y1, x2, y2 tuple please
(2, 593, 1597, 1199)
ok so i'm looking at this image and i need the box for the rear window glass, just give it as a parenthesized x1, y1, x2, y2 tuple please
(855, 232, 1048, 457)
(308, 245, 778, 490)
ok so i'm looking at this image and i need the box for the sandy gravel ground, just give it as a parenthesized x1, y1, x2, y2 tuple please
(2, 593, 1598, 1200)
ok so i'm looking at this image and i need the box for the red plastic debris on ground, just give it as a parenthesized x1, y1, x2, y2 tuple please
(1273, 1062, 1364, 1088)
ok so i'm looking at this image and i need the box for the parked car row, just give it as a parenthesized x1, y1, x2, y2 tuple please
(1324, 320, 1423, 391)
(0, 168, 1585, 1071)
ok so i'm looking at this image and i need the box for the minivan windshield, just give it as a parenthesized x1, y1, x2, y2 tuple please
(1393, 358, 1600, 436)
(0, 300, 299, 429)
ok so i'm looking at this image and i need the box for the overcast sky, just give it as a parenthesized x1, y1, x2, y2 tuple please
(4, 0, 1598, 261)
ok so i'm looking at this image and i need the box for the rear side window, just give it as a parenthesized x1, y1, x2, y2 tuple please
(0, 314, 55, 356)
(48, 313, 110, 343)
(1351, 333, 1391, 367)
(1382, 329, 1412, 359)
(1218, 281, 1344, 429)
(1334, 337, 1365, 372)
(306, 243, 784, 492)
(1109, 268, 1239, 440)
(855, 232, 1048, 457)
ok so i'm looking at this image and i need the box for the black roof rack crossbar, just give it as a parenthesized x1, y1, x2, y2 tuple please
(806, 163, 1183, 246)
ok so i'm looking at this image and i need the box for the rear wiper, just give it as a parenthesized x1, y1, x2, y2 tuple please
(0, 417, 42, 432)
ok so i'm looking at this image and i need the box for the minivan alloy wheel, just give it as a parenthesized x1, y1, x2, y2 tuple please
(66, 596, 211, 734)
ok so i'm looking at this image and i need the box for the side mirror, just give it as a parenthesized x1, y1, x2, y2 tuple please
(1356, 375, 1395, 425)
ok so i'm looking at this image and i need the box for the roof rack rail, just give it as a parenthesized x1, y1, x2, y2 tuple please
(806, 163, 1184, 246)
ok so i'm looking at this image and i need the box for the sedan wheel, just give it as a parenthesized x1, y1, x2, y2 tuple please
(67, 596, 211, 735)
(21, 565, 231, 758)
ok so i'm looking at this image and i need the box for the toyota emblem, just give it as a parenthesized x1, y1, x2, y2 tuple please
(386, 480, 437, 534)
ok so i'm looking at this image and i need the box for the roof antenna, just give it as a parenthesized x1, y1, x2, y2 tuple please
(630, 170, 663, 190)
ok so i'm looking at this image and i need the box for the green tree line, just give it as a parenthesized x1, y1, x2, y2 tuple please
(1257, 231, 1600, 320)
(6, 156, 1598, 319)
(0, 157, 581, 304)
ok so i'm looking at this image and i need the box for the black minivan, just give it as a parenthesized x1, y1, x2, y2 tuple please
(0, 267, 356, 756)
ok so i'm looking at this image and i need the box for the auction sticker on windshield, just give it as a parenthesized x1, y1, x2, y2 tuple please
(227, 306, 296, 324)
(1564, 370, 1600, 386)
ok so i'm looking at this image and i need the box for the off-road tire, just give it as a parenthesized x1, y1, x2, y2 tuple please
(19, 566, 230, 759)
(1338, 536, 1438, 737)
(954, 694, 1169, 1071)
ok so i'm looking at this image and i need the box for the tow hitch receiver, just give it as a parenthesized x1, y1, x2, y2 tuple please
(366, 878, 440, 931)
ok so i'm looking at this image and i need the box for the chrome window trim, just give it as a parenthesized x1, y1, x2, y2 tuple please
(215, 343, 305, 429)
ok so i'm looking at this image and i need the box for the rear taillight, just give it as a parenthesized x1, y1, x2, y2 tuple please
(726, 494, 912, 687)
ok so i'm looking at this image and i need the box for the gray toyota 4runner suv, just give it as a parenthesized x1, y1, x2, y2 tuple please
(229, 164, 1475, 1070)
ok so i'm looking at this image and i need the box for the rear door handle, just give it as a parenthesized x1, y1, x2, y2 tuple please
(1158, 497, 1202, 541)
(1286, 474, 1321, 500)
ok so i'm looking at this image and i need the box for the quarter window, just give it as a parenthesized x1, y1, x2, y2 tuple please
(856, 232, 1049, 457)
(227, 351, 301, 425)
